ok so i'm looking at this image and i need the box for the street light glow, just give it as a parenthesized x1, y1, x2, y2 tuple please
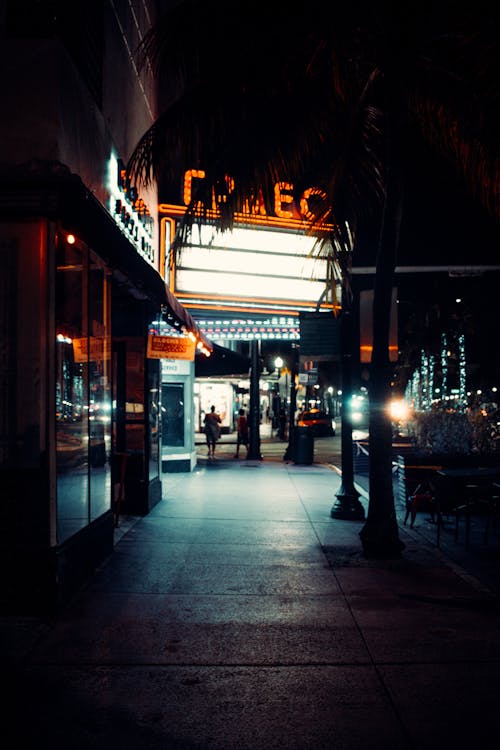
(389, 399, 409, 422)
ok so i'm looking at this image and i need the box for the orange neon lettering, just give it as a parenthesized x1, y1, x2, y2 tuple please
(242, 188, 267, 216)
(176, 170, 335, 229)
(183, 169, 206, 206)
(211, 175, 235, 209)
(300, 187, 327, 221)
(274, 182, 294, 218)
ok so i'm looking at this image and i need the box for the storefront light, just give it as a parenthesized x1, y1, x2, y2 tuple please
(56, 333, 73, 344)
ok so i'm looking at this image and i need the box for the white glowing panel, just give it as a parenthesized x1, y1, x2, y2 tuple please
(190, 225, 323, 254)
(178, 247, 326, 279)
(176, 226, 330, 304)
(176, 270, 326, 300)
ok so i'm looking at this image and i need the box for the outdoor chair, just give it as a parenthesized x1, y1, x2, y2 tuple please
(434, 476, 500, 549)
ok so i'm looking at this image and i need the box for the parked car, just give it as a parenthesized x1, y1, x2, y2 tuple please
(296, 409, 336, 436)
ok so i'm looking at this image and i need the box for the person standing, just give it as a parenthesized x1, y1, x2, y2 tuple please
(234, 408, 249, 459)
(203, 405, 221, 459)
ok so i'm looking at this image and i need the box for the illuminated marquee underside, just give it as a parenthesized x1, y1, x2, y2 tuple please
(196, 316, 300, 341)
(150, 315, 300, 341)
(160, 213, 336, 316)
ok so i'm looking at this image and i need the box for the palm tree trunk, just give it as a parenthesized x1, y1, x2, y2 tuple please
(359, 94, 405, 558)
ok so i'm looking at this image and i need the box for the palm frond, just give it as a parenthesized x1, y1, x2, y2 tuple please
(129, 0, 499, 264)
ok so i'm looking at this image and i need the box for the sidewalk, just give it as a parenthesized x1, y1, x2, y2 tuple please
(2, 454, 500, 749)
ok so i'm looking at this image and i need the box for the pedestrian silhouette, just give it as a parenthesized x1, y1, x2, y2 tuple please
(203, 405, 221, 458)
(234, 408, 249, 458)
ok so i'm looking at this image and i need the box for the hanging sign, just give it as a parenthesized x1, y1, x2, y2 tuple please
(147, 335, 196, 360)
(72, 337, 110, 363)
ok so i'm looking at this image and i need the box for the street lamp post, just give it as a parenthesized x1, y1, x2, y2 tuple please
(330, 301, 366, 520)
(274, 356, 284, 393)
(274, 356, 286, 440)
(276, 346, 298, 462)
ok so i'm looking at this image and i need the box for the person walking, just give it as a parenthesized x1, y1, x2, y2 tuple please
(203, 405, 221, 459)
(234, 408, 249, 459)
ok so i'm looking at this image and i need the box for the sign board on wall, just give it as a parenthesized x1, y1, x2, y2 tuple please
(147, 335, 196, 360)
(299, 313, 341, 360)
(161, 359, 192, 375)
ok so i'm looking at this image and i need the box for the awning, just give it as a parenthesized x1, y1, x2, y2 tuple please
(162, 286, 213, 354)
(0, 167, 213, 354)
(195, 343, 250, 377)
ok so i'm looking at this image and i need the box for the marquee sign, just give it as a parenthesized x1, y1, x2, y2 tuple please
(179, 169, 329, 223)
(159, 170, 339, 318)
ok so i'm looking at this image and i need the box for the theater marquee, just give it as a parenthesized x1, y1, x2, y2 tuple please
(159, 170, 340, 318)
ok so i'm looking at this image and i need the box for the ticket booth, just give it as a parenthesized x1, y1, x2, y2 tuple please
(160, 358, 196, 472)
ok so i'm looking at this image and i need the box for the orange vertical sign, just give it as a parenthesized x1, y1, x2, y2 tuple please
(359, 288, 398, 363)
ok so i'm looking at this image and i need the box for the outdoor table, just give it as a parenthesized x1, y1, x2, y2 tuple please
(436, 467, 500, 547)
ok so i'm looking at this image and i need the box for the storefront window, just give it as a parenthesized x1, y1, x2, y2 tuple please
(56, 237, 88, 541)
(88, 251, 112, 521)
(55, 235, 111, 542)
(198, 381, 233, 432)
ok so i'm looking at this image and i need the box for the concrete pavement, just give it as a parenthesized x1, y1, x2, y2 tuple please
(2, 446, 500, 749)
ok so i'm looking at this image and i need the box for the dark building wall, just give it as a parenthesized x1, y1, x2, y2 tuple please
(0, 1, 165, 613)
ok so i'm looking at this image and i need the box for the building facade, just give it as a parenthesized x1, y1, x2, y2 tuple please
(0, 1, 204, 613)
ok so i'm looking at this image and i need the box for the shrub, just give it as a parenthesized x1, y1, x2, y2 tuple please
(408, 410, 472, 455)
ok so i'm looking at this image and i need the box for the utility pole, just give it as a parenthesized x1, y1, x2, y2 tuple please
(248, 339, 262, 460)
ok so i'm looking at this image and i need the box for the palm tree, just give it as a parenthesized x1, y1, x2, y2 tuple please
(129, 0, 499, 558)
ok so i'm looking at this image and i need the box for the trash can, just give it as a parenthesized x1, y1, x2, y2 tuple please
(294, 427, 314, 465)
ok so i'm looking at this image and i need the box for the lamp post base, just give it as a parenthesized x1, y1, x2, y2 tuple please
(331, 483, 365, 520)
(283, 440, 294, 462)
(247, 449, 262, 460)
